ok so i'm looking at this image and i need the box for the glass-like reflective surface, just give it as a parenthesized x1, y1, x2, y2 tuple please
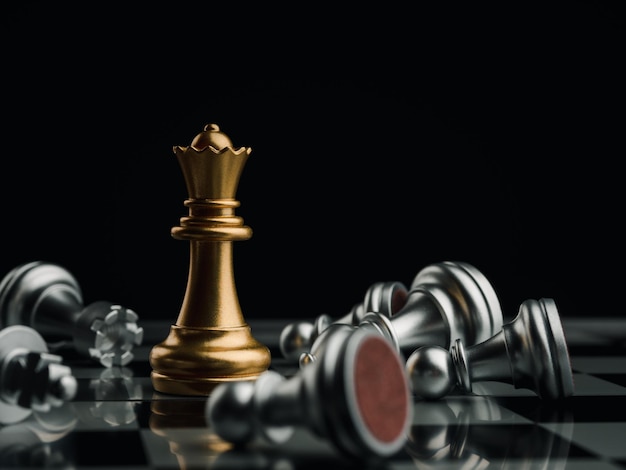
(1, 319, 625, 469)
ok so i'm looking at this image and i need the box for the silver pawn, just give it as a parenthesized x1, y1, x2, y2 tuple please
(406, 298, 575, 400)
(300, 261, 503, 368)
(0, 261, 144, 367)
(207, 327, 413, 460)
(279, 280, 408, 361)
(0, 325, 77, 425)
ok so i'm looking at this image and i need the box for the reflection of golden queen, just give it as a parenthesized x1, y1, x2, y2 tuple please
(150, 398, 232, 468)
(150, 124, 271, 396)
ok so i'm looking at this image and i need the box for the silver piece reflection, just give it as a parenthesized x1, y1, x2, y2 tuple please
(300, 261, 503, 368)
(0, 402, 78, 467)
(0, 261, 144, 367)
(406, 298, 575, 400)
(406, 389, 573, 469)
(0, 325, 77, 425)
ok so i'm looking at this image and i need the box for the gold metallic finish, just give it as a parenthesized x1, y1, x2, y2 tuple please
(150, 123, 271, 396)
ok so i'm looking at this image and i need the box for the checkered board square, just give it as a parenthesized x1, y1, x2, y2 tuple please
(1, 318, 625, 469)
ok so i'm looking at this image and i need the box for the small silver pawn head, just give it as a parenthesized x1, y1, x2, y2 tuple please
(279, 314, 333, 361)
(207, 379, 257, 444)
(405, 345, 456, 400)
(278, 321, 314, 361)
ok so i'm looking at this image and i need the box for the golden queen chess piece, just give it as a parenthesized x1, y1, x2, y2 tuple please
(150, 124, 271, 396)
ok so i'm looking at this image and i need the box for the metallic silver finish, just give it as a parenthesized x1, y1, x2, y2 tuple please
(403, 344, 454, 400)
(397, 261, 503, 352)
(451, 340, 471, 393)
(406, 298, 575, 400)
(0, 325, 77, 425)
(349, 280, 409, 325)
(299, 322, 354, 368)
(303, 261, 504, 366)
(0, 261, 144, 368)
(207, 327, 413, 460)
(279, 316, 322, 363)
(279, 281, 408, 361)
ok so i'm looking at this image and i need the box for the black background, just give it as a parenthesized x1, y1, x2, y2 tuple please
(1, 3, 624, 324)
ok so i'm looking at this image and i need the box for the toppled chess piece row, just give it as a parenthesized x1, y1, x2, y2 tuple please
(206, 260, 575, 461)
(0, 260, 144, 424)
(279, 261, 574, 400)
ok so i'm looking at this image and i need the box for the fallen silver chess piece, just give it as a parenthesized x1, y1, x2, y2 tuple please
(0, 325, 77, 425)
(206, 326, 413, 461)
(297, 261, 504, 369)
(0, 261, 144, 367)
(406, 297, 575, 400)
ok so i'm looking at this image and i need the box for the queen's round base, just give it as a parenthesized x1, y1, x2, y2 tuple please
(149, 324, 271, 396)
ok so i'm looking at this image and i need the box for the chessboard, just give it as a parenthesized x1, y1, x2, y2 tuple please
(1, 317, 625, 470)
